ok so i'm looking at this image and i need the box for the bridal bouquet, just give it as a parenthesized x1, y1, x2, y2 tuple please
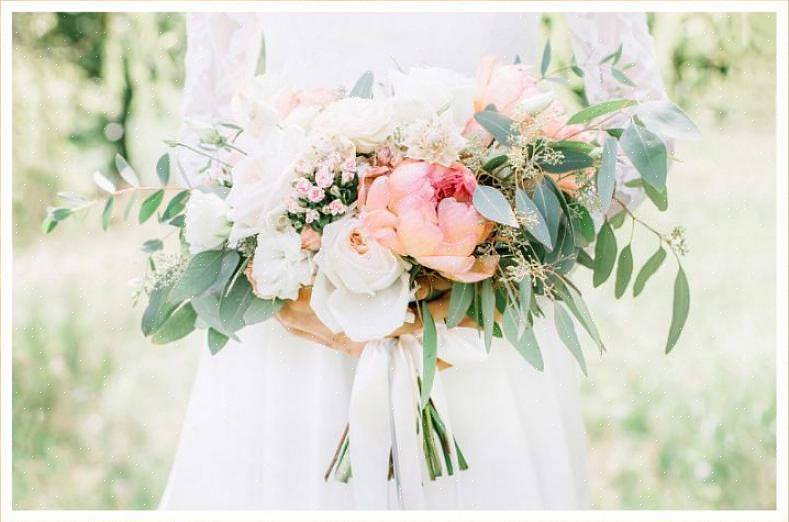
(44, 46, 698, 485)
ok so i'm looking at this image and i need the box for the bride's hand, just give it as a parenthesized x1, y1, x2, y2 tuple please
(276, 287, 367, 357)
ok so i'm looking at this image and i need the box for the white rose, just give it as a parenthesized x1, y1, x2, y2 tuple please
(311, 98, 393, 153)
(184, 190, 232, 255)
(225, 125, 306, 244)
(517, 90, 555, 116)
(231, 73, 294, 137)
(248, 228, 312, 301)
(310, 217, 410, 341)
(390, 67, 474, 127)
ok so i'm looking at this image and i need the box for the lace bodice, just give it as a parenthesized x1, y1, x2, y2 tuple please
(181, 11, 670, 208)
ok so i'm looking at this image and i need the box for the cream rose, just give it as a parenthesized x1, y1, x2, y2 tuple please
(225, 125, 306, 244)
(390, 67, 475, 127)
(247, 227, 312, 301)
(310, 217, 410, 341)
(231, 73, 296, 137)
(311, 97, 393, 153)
(184, 190, 232, 255)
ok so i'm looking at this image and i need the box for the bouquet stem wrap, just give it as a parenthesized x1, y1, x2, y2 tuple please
(348, 326, 487, 509)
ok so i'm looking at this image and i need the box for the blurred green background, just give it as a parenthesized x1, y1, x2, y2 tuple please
(11, 12, 777, 509)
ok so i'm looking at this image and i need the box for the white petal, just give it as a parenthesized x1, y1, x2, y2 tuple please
(310, 271, 343, 334)
(327, 273, 410, 342)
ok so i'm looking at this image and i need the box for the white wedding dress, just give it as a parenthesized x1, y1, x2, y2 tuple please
(160, 11, 668, 510)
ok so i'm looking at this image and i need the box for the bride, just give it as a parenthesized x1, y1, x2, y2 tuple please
(160, 10, 669, 510)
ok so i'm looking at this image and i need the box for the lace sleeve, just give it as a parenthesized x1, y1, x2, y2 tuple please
(565, 13, 670, 214)
(179, 13, 264, 185)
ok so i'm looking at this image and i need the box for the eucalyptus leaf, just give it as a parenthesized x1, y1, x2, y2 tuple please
(633, 247, 667, 297)
(502, 305, 544, 371)
(593, 221, 617, 287)
(447, 282, 474, 328)
(537, 148, 594, 174)
(519, 275, 532, 316)
(552, 277, 605, 353)
(93, 170, 116, 194)
(515, 189, 552, 249)
(611, 68, 635, 87)
(644, 181, 669, 211)
(156, 153, 171, 185)
(420, 302, 437, 408)
(570, 65, 585, 78)
(115, 154, 140, 187)
(597, 137, 618, 212)
(473, 186, 517, 227)
(101, 196, 114, 231)
(473, 111, 518, 146)
(142, 239, 163, 253)
(207, 328, 229, 355)
(151, 303, 197, 344)
(666, 267, 690, 353)
(620, 123, 668, 192)
(567, 99, 636, 125)
(169, 250, 225, 302)
(219, 274, 255, 334)
(139, 189, 164, 224)
(614, 245, 634, 298)
(635, 100, 701, 140)
(532, 181, 562, 248)
(141, 284, 177, 336)
(577, 249, 594, 270)
(57, 191, 90, 207)
(349, 71, 374, 98)
(244, 297, 283, 325)
(123, 190, 138, 220)
(161, 190, 190, 222)
(482, 155, 508, 173)
(540, 40, 551, 76)
(554, 302, 587, 375)
(481, 280, 495, 351)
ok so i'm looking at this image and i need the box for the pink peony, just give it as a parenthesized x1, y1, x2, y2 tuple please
(361, 160, 496, 283)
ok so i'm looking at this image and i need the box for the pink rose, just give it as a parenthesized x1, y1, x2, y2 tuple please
(361, 160, 496, 283)
(315, 166, 335, 188)
(294, 177, 312, 196)
(327, 199, 347, 216)
(307, 186, 325, 203)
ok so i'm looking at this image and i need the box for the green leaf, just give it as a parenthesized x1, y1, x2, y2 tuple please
(101, 196, 114, 231)
(473, 111, 518, 146)
(620, 123, 668, 192)
(169, 250, 224, 302)
(570, 65, 585, 78)
(666, 267, 690, 353)
(169, 215, 186, 228)
(644, 182, 669, 211)
(634, 101, 701, 141)
(244, 297, 284, 325)
(93, 170, 116, 193)
(420, 302, 437, 409)
(41, 216, 58, 234)
(554, 302, 587, 375)
(210, 250, 241, 294)
(597, 137, 618, 212)
(571, 202, 596, 243)
(611, 68, 635, 87)
(482, 154, 508, 173)
(123, 191, 138, 220)
(515, 189, 552, 249)
(142, 239, 163, 253)
(472, 186, 517, 227)
(207, 328, 229, 355)
(219, 275, 256, 334)
(532, 181, 561, 248)
(349, 70, 374, 98)
(138, 189, 164, 224)
(614, 245, 634, 298)
(567, 99, 637, 125)
(633, 247, 667, 297)
(519, 275, 532, 316)
(151, 303, 197, 344)
(141, 284, 179, 336)
(502, 306, 543, 371)
(447, 282, 474, 328)
(156, 153, 171, 185)
(593, 221, 617, 287)
(600, 43, 623, 65)
(481, 280, 495, 351)
(115, 153, 140, 187)
(577, 249, 594, 269)
(537, 148, 594, 174)
(540, 40, 551, 76)
(161, 190, 190, 222)
(553, 278, 605, 353)
(609, 211, 627, 228)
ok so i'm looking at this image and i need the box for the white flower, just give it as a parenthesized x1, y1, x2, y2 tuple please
(311, 98, 393, 153)
(184, 190, 232, 255)
(248, 228, 312, 300)
(516, 90, 555, 116)
(225, 125, 307, 244)
(231, 73, 294, 136)
(310, 217, 410, 341)
(390, 67, 474, 127)
(401, 111, 467, 166)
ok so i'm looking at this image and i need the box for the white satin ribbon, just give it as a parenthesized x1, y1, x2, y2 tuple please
(347, 324, 488, 509)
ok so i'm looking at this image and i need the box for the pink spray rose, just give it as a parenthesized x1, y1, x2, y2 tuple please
(361, 160, 497, 283)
